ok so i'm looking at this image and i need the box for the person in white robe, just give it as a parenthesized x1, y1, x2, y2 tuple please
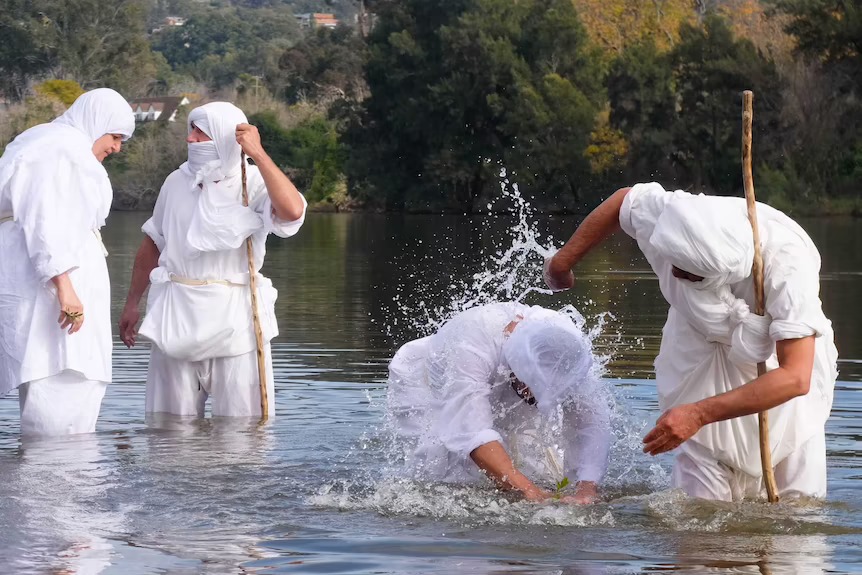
(388, 302, 612, 504)
(0, 88, 135, 436)
(544, 183, 837, 501)
(118, 102, 306, 418)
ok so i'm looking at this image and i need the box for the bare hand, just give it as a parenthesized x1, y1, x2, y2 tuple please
(235, 123, 265, 162)
(119, 304, 141, 348)
(523, 487, 554, 502)
(559, 481, 598, 505)
(643, 403, 706, 456)
(543, 255, 575, 291)
(57, 284, 84, 334)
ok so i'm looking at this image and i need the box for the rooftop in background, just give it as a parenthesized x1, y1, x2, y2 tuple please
(128, 96, 190, 123)
(295, 12, 339, 29)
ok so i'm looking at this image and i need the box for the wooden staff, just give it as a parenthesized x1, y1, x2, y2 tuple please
(742, 90, 778, 503)
(241, 152, 270, 420)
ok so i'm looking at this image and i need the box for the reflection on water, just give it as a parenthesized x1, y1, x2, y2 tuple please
(0, 211, 858, 574)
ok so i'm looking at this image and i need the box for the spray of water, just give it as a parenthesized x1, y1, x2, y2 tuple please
(312, 170, 667, 525)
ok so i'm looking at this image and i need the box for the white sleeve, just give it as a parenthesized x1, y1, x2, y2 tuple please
(764, 237, 829, 342)
(562, 393, 611, 484)
(247, 167, 307, 238)
(426, 327, 503, 458)
(141, 176, 172, 253)
(9, 156, 99, 284)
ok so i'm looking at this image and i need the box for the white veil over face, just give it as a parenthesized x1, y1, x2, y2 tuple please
(183, 102, 248, 182)
(502, 315, 595, 415)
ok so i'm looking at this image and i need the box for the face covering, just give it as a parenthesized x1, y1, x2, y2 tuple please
(187, 141, 220, 175)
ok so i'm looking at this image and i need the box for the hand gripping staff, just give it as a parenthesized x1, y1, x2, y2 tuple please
(742, 90, 779, 503)
(241, 152, 270, 420)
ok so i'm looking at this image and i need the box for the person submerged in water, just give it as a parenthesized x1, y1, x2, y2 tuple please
(387, 302, 611, 504)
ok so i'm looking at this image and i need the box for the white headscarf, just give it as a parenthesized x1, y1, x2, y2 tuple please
(52, 88, 135, 144)
(649, 194, 754, 291)
(502, 314, 595, 415)
(181, 102, 248, 183)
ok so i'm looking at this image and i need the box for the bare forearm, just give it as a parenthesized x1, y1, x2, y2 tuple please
(553, 187, 630, 270)
(51, 272, 73, 293)
(696, 336, 815, 425)
(470, 441, 549, 500)
(249, 152, 305, 221)
(125, 237, 160, 308)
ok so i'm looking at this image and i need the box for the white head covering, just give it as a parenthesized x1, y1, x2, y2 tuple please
(502, 315, 594, 415)
(182, 102, 247, 182)
(51, 88, 135, 144)
(650, 194, 754, 290)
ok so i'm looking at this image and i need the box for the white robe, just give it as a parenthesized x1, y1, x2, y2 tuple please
(139, 165, 306, 361)
(0, 124, 114, 395)
(620, 183, 837, 478)
(387, 302, 612, 485)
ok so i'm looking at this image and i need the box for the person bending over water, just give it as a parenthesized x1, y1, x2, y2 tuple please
(387, 302, 611, 504)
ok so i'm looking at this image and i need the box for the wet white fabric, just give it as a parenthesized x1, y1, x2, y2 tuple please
(0, 89, 134, 397)
(502, 315, 596, 415)
(671, 430, 826, 501)
(18, 370, 108, 436)
(387, 302, 611, 485)
(620, 183, 837, 481)
(140, 162, 305, 361)
(146, 344, 275, 417)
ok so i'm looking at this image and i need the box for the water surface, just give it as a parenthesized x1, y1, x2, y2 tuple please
(0, 211, 859, 574)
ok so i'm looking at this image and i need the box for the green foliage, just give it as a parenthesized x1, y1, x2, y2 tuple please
(250, 111, 345, 204)
(608, 13, 782, 194)
(151, 5, 301, 91)
(34, 79, 84, 106)
(277, 26, 368, 103)
(770, 0, 862, 90)
(343, 0, 603, 212)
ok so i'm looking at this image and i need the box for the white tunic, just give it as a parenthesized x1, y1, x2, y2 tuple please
(139, 165, 306, 361)
(619, 183, 837, 477)
(0, 125, 114, 395)
(387, 302, 611, 485)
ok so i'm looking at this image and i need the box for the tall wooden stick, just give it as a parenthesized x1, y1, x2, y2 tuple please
(241, 152, 269, 420)
(742, 90, 778, 503)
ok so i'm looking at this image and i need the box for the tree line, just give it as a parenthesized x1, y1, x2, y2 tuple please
(1, 0, 859, 214)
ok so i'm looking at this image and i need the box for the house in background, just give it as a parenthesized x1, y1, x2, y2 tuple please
(128, 96, 190, 123)
(295, 13, 339, 29)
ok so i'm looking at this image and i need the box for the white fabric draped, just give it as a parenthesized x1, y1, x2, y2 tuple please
(0, 89, 134, 395)
(139, 160, 306, 361)
(619, 183, 837, 477)
(387, 302, 612, 485)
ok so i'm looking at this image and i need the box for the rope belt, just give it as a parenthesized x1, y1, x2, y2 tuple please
(169, 273, 245, 287)
(0, 212, 12, 225)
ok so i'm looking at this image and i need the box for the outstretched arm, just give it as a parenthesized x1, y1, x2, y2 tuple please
(643, 336, 815, 455)
(236, 123, 305, 222)
(545, 187, 631, 290)
(119, 236, 160, 348)
(470, 441, 552, 501)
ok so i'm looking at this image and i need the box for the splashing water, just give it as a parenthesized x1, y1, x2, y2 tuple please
(386, 169, 578, 339)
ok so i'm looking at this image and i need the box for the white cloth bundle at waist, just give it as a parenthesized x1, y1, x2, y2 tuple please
(139, 266, 278, 361)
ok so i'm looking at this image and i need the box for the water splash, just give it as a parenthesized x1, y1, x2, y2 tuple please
(386, 169, 569, 339)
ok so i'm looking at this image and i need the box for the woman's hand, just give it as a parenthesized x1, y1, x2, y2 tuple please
(53, 273, 84, 334)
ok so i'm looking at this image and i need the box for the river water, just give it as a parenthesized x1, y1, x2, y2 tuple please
(0, 211, 859, 574)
